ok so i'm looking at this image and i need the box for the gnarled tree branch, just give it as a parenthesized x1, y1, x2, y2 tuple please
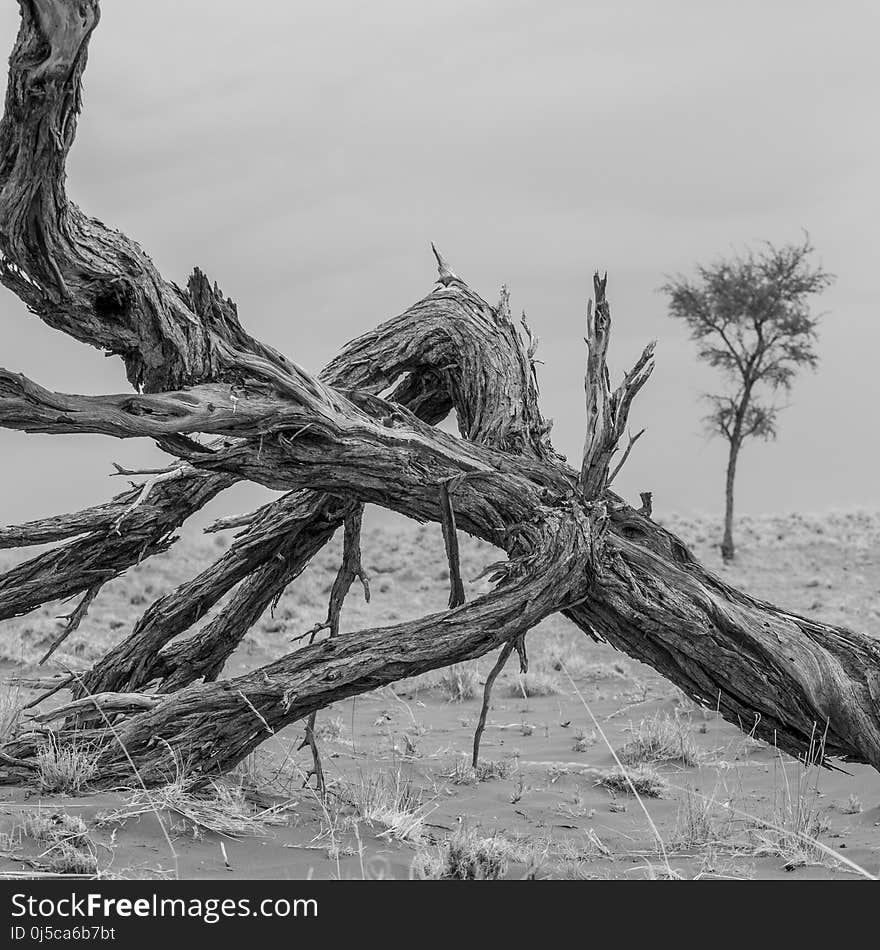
(1, 1, 880, 790)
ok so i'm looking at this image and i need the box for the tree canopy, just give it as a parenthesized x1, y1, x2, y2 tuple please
(663, 237, 834, 444)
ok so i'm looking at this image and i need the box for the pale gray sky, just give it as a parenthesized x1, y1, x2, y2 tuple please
(1, 1, 878, 527)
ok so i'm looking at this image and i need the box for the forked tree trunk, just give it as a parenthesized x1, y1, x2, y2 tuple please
(2, 2, 880, 787)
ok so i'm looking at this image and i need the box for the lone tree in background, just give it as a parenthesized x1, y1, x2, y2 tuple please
(662, 239, 833, 562)
(3, 4, 880, 787)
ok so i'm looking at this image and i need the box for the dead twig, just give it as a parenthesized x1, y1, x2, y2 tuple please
(41, 583, 103, 665)
(472, 640, 516, 768)
(608, 427, 646, 486)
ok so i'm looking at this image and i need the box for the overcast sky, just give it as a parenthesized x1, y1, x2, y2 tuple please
(1, 0, 878, 529)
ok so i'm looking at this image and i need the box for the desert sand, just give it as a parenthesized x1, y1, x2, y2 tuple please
(1, 507, 878, 880)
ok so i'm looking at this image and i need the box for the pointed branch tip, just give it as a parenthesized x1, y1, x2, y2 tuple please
(431, 242, 459, 287)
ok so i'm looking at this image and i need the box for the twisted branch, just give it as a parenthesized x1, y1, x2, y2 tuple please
(1, 2, 880, 789)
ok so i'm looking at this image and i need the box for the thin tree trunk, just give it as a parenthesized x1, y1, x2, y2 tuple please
(721, 438, 740, 562)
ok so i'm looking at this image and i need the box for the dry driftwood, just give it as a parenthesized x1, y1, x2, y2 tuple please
(2, 2, 880, 786)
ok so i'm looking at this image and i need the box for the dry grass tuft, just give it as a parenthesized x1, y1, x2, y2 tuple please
(343, 770, 430, 841)
(412, 828, 509, 880)
(435, 666, 480, 702)
(620, 713, 699, 767)
(572, 728, 597, 752)
(21, 810, 98, 876)
(746, 774, 832, 870)
(447, 757, 513, 786)
(412, 828, 552, 880)
(97, 776, 291, 838)
(34, 731, 102, 794)
(596, 765, 667, 798)
(507, 672, 560, 698)
(672, 786, 737, 852)
(0, 680, 23, 744)
(841, 794, 862, 815)
(313, 715, 346, 741)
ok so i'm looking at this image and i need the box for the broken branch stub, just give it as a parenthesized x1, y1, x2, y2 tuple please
(580, 273, 655, 498)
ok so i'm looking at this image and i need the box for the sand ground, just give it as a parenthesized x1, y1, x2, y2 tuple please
(1, 507, 879, 880)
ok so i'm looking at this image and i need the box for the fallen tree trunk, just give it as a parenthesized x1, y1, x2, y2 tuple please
(2, 1, 880, 786)
(9, 503, 600, 785)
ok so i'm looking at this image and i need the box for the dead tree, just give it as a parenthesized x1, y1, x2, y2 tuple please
(2, 3, 880, 787)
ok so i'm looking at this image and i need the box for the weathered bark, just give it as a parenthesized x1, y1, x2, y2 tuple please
(80, 490, 343, 695)
(439, 481, 466, 609)
(2, 1, 880, 788)
(580, 273, 654, 497)
(8, 504, 601, 784)
(75, 266, 552, 695)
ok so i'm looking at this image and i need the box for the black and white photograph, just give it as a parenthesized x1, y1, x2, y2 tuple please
(0, 0, 878, 913)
